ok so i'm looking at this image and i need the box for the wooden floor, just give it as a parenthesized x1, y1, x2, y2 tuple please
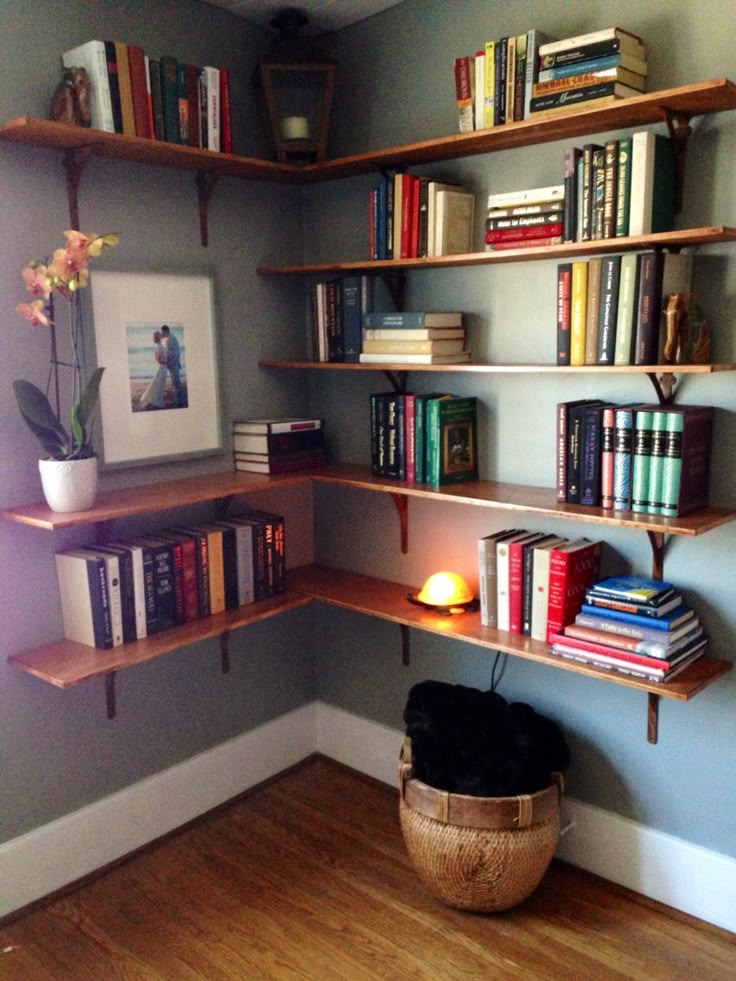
(1, 757, 734, 980)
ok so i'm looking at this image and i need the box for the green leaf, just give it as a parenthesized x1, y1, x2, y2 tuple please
(13, 379, 69, 443)
(18, 408, 68, 458)
(76, 367, 105, 429)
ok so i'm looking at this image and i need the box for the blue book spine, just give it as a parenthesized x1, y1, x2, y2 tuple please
(613, 407, 634, 510)
(580, 404, 607, 506)
(538, 53, 629, 81)
(341, 276, 362, 363)
(376, 179, 387, 260)
(580, 603, 694, 631)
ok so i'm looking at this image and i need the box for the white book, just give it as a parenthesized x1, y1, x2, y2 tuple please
(538, 28, 644, 57)
(54, 551, 109, 648)
(62, 40, 115, 132)
(363, 328, 465, 341)
(427, 181, 462, 257)
(201, 66, 220, 152)
(486, 184, 564, 209)
(233, 418, 323, 435)
(108, 541, 147, 639)
(496, 532, 532, 631)
(530, 537, 567, 641)
(474, 51, 485, 130)
(478, 529, 520, 626)
(358, 351, 471, 364)
(435, 189, 475, 256)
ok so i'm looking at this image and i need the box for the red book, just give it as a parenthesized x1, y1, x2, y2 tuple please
(556, 262, 572, 365)
(600, 405, 616, 509)
(127, 45, 152, 138)
(486, 223, 563, 243)
(409, 177, 421, 258)
(401, 175, 417, 259)
(546, 539, 602, 643)
(491, 235, 563, 250)
(404, 393, 416, 483)
(454, 55, 474, 133)
(220, 67, 232, 153)
(508, 532, 549, 634)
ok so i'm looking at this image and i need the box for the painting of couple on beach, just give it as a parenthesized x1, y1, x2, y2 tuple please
(127, 323, 188, 412)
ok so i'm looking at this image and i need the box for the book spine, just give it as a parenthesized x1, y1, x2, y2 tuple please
(177, 63, 189, 144)
(454, 55, 475, 133)
(580, 406, 604, 506)
(602, 139, 619, 239)
(537, 55, 641, 82)
(474, 50, 485, 130)
(600, 406, 616, 509)
(496, 538, 514, 631)
(646, 409, 668, 514)
(127, 45, 152, 138)
(570, 260, 588, 365)
(414, 397, 427, 484)
(425, 398, 440, 486)
(178, 539, 200, 621)
(634, 251, 663, 365)
(220, 67, 232, 153)
(565, 404, 586, 503)
(508, 540, 526, 634)
(556, 263, 572, 365)
(521, 540, 536, 635)
(405, 394, 416, 483)
(539, 38, 629, 68)
(592, 146, 605, 240)
(584, 258, 602, 365)
(207, 531, 225, 613)
(81, 558, 111, 649)
(478, 537, 491, 626)
(148, 60, 165, 140)
(494, 38, 507, 125)
(563, 145, 581, 242)
(63, 41, 116, 132)
(513, 34, 527, 121)
(631, 409, 654, 512)
(219, 527, 239, 609)
(613, 407, 634, 510)
(114, 40, 136, 135)
(104, 41, 123, 133)
(152, 543, 177, 630)
(341, 276, 362, 363)
(531, 80, 627, 113)
(596, 254, 621, 364)
(547, 543, 601, 642)
(615, 135, 632, 236)
(169, 541, 185, 625)
(385, 393, 401, 479)
(613, 252, 639, 365)
(660, 411, 684, 518)
(556, 401, 570, 501)
(580, 144, 597, 241)
(159, 55, 181, 143)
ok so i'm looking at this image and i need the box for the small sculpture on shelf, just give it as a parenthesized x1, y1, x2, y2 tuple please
(49, 66, 91, 127)
(662, 292, 711, 365)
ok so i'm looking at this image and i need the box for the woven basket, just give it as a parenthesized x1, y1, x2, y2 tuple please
(399, 737, 563, 912)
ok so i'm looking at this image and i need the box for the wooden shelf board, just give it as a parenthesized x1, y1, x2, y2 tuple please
(288, 565, 731, 700)
(0, 117, 300, 182)
(260, 360, 736, 376)
(257, 227, 736, 275)
(310, 464, 736, 537)
(294, 79, 736, 182)
(0, 469, 313, 530)
(8, 592, 312, 688)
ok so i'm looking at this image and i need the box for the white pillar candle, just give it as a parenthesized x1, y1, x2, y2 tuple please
(280, 115, 309, 141)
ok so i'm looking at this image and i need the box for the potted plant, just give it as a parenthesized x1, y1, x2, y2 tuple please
(13, 229, 118, 512)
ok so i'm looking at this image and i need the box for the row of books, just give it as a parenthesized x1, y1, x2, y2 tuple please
(370, 392, 478, 487)
(529, 27, 646, 118)
(549, 575, 708, 682)
(233, 417, 326, 474)
(359, 311, 469, 365)
(485, 183, 564, 251)
(556, 251, 693, 367)
(310, 275, 375, 363)
(557, 399, 713, 515)
(54, 511, 286, 650)
(368, 175, 475, 261)
(62, 39, 231, 150)
(478, 530, 602, 642)
(454, 26, 646, 134)
(562, 131, 673, 244)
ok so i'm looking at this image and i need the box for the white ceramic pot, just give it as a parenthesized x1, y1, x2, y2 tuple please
(38, 456, 99, 513)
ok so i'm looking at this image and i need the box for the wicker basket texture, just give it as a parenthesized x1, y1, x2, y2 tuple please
(399, 738, 562, 912)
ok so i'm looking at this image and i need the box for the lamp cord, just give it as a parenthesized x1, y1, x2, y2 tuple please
(490, 650, 508, 691)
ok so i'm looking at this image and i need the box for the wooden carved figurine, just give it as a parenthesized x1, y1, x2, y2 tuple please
(49, 67, 91, 127)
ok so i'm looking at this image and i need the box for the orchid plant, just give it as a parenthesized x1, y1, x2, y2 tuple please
(14, 230, 118, 460)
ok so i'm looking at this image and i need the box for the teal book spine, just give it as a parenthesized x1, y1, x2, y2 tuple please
(646, 409, 668, 514)
(660, 411, 684, 517)
(631, 409, 654, 512)
(615, 136, 632, 236)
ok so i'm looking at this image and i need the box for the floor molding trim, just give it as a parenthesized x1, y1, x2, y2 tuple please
(3, 700, 734, 933)
(0, 703, 316, 918)
(313, 702, 736, 934)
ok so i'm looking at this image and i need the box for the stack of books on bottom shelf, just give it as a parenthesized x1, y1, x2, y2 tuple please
(233, 418, 326, 474)
(548, 575, 708, 682)
(359, 311, 470, 365)
(53, 511, 286, 650)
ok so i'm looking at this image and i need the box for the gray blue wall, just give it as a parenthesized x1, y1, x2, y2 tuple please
(1, 0, 735, 863)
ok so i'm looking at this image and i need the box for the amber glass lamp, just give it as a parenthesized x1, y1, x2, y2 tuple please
(407, 571, 479, 615)
(254, 7, 337, 164)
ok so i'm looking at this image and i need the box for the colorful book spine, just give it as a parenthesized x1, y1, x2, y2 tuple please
(596, 254, 621, 364)
(615, 135, 633, 236)
(613, 406, 634, 510)
(570, 260, 588, 365)
(646, 409, 668, 515)
(556, 262, 572, 365)
(600, 406, 616, 509)
(631, 408, 654, 512)
(660, 411, 684, 518)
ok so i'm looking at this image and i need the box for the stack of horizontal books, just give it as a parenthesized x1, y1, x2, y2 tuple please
(233, 418, 326, 474)
(359, 311, 470, 364)
(485, 184, 564, 251)
(530, 27, 647, 118)
(549, 576, 708, 682)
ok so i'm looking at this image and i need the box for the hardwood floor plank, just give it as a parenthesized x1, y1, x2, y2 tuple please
(1, 756, 734, 980)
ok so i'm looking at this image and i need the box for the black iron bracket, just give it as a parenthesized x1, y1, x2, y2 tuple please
(196, 170, 220, 247)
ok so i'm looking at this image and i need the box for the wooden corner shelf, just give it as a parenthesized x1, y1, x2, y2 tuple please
(257, 227, 736, 275)
(288, 564, 732, 742)
(259, 360, 736, 377)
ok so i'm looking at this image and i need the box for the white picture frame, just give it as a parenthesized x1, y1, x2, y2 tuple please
(90, 270, 222, 466)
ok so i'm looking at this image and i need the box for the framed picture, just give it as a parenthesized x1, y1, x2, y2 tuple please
(90, 271, 222, 466)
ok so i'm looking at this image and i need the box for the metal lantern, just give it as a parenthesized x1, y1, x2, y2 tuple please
(255, 7, 336, 164)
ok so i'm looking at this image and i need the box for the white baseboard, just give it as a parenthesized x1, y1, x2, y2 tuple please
(3, 699, 735, 935)
(313, 702, 736, 934)
(0, 703, 316, 918)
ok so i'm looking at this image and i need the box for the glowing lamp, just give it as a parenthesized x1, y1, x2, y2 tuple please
(407, 571, 479, 615)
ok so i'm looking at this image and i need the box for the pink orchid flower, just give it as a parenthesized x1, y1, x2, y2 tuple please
(16, 299, 51, 327)
(21, 264, 52, 299)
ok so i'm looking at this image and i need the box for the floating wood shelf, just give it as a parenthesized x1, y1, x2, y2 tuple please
(259, 360, 736, 376)
(288, 564, 732, 743)
(257, 227, 736, 275)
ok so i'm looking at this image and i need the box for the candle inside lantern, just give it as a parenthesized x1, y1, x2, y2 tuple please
(280, 115, 309, 141)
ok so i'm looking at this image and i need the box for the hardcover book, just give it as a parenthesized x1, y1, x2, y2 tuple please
(62, 40, 116, 132)
(633, 250, 664, 365)
(629, 131, 675, 236)
(425, 395, 479, 487)
(434, 189, 475, 255)
(659, 405, 714, 516)
(546, 538, 603, 642)
(54, 550, 112, 649)
(596, 254, 621, 364)
(556, 262, 572, 365)
(363, 312, 462, 329)
(478, 528, 521, 626)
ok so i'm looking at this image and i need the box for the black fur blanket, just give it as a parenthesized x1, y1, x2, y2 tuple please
(404, 680, 570, 797)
